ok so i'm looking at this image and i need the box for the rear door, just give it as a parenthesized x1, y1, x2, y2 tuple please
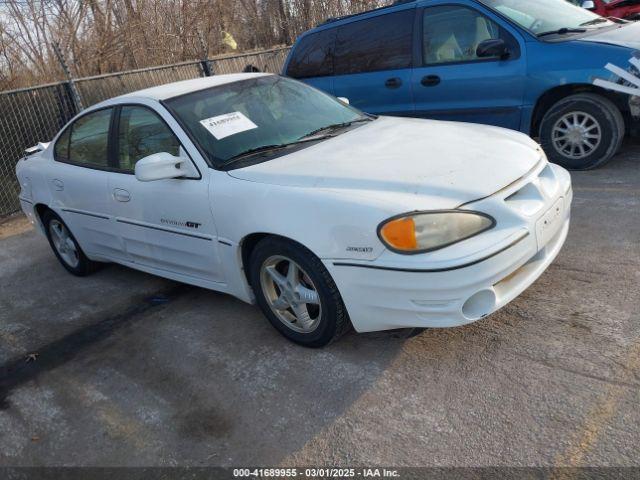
(332, 8, 416, 116)
(411, 3, 527, 130)
(48, 107, 123, 260)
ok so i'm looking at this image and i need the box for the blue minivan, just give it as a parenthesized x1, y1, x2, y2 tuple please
(283, 0, 640, 169)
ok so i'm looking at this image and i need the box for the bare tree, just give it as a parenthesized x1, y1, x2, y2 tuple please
(0, 0, 391, 90)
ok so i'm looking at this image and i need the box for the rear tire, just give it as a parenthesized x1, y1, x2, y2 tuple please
(539, 93, 624, 170)
(42, 210, 100, 276)
(249, 236, 351, 348)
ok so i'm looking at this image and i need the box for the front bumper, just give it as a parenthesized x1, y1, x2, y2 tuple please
(325, 161, 572, 333)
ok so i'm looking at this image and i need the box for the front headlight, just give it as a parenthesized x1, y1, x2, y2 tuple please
(378, 211, 495, 254)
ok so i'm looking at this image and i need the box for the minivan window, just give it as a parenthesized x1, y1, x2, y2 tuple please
(287, 29, 336, 79)
(422, 6, 516, 65)
(334, 9, 414, 75)
(478, 0, 613, 35)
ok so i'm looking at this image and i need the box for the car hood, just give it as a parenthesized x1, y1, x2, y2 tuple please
(579, 22, 640, 50)
(228, 116, 543, 208)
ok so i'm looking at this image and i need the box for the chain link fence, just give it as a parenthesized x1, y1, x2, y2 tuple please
(0, 46, 290, 218)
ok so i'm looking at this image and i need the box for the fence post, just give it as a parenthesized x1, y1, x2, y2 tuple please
(197, 30, 214, 77)
(52, 42, 84, 112)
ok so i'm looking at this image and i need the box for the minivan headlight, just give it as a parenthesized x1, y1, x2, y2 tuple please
(378, 211, 495, 254)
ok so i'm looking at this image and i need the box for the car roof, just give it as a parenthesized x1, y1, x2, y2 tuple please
(115, 72, 273, 102)
(304, 0, 417, 35)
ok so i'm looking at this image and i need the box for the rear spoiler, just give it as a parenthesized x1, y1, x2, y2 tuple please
(24, 142, 50, 155)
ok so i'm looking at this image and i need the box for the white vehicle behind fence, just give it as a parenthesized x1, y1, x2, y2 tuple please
(16, 73, 572, 347)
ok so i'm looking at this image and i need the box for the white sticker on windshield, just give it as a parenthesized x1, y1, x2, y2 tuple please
(199, 112, 258, 140)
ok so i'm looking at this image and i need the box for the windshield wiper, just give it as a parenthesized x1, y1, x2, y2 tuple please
(537, 27, 587, 37)
(299, 117, 372, 140)
(579, 17, 610, 26)
(226, 143, 290, 160)
(221, 117, 373, 168)
(221, 134, 336, 167)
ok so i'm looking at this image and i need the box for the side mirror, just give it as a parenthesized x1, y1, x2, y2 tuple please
(476, 39, 510, 60)
(581, 0, 596, 10)
(135, 152, 188, 182)
(337, 97, 350, 105)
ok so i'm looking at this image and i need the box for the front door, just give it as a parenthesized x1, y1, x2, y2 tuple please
(331, 7, 416, 116)
(411, 3, 527, 130)
(108, 104, 224, 284)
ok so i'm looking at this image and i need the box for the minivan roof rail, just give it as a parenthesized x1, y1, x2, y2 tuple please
(320, 0, 415, 26)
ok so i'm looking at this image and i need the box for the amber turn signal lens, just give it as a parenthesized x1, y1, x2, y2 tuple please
(378, 211, 495, 254)
(379, 217, 417, 251)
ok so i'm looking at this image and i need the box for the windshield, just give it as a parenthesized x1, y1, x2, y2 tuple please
(478, 0, 614, 35)
(164, 75, 367, 167)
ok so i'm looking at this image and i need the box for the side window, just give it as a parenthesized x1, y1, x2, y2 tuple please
(286, 29, 336, 79)
(334, 9, 414, 75)
(64, 109, 112, 167)
(422, 6, 517, 65)
(54, 126, 71, 162)
(117, 106, 180, 171)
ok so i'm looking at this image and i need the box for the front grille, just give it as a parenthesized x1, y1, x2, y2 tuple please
(504, 163, 560, 217)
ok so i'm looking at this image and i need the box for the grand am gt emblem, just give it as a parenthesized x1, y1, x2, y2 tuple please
(160, 218, 202, 229)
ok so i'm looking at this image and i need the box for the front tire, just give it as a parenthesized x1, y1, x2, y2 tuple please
(539, 93, 624, 170)
(42, 210, 99, 276)
(249, 237, 351, 347)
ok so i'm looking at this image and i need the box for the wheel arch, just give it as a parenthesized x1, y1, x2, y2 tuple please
(239, 232, 316, 286)
(33, 203, 53, 232)
(531, 84, 629, 137)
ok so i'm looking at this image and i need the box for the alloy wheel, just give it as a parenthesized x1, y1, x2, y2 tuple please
(49, 220, 80, 268)
(259, 255, 322, 333)
(551, 111, 602, 160)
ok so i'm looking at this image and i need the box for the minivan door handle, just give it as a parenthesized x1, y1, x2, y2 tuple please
(385, 77, 403, 89)
(113, 188, 131, 202)
(421, 75, 441, 87)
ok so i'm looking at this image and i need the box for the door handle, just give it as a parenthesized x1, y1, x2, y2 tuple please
(385, 77, 403, 89)
(51, 179, 64, 191)
(113, 188, 131, 202)
(421, 75, 441, 87)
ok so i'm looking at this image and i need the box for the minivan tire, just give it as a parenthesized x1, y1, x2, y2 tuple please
(539, 93, 624, 170)
(249, 236, 352, 347)
(42, 210, 100, 276)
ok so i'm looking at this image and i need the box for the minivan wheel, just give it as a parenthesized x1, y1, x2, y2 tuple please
(249, 237, 351, 347)
(539, 93, 624, 170)
(42, 210, 99, 276)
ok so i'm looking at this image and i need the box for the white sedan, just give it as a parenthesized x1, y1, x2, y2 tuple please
(16, 73, 572, 347)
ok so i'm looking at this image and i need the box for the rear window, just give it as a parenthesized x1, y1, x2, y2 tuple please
(286, 29, 336, 79)
(334, 9, 414, 75)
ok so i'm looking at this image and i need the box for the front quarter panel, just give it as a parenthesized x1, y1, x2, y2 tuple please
(212, 172, 400, 262)
(211, 168, 473, 264)
(524, 40, 636, 104)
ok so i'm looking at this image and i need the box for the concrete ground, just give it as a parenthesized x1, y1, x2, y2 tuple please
(0, 141, 639, 468)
